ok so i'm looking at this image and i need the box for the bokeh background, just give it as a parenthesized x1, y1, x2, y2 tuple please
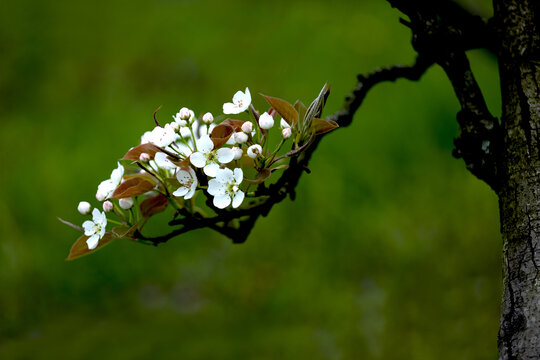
(0, 0, 502, 359)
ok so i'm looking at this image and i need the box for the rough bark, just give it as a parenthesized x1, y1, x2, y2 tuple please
(494, 1, 540, 359)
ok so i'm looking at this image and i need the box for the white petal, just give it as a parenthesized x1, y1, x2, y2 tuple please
(86, 234, 99, 250)
(232, 90, 245, 104)
(216, 148, 234, 164)
(82, 221, 95, 236)
(280, 118, 290, 128)
(232, 190, 245, 208)
(197, 135, 214, 153)
(223, 102, 240, 115)
(185, 177, 198, 199)
(190, 152, 207, 168)
(215, 168, 234, 183)
(213, 194, 231, 209)
(233, 168, 243, 184)
(203, 163, 219, 177)
(172, 186, 189, 197)
(208, 179, 226, 196)
(176, 168, 192, 184)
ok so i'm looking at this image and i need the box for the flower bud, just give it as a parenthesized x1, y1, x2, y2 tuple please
(139, 152, 151, 163)
(119, 198, 134, 210)
(231, 146, 243, 160)
(179, 107, 191, 120)
(247, 144, 263, 159)
(202, 112, 214, 124)
(241, 121, 253, 133)
(282, 127, 292, 139)
(78, 201, 92, 215)
(234, 132, 249, 144)
(258, 112, 274, 130)
(103, 200, 114, 212)
(170, 121, 180, 132)
(96, 189, 107, 202)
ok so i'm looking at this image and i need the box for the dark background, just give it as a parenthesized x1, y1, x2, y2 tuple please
(0, 0, 502, 358)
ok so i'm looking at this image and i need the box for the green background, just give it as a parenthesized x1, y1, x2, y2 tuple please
(0, 0, 502, 359)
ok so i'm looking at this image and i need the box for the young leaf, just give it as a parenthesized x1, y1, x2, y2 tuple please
(111, 176, 156, 199)
(112, 224, 138, 239)
(210, 123, 235, 149)
(243, 168, 272, 185)
(139, 194, 169, 218)
(122, 143, 162, 161)
(293, 100, 307, 124)
(260, 94, 299, 125)
(220, 119, 245, 132)
(310, 118, 339, 135)
(66, 233, 115, 261)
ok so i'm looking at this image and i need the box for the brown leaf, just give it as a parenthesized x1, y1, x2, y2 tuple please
(243, 168, 272, 185)
(140, 194, 169, 218)
(122, 143, 162, 161)
(210, 123, 235, 149)
(260, 94, 299, 125)
(112, 224, 138, 239)
(66, 233, 115, 261)
(310, 118, 339, 135)
(220, 118, 245, 131)
(111, 176, 156, 199)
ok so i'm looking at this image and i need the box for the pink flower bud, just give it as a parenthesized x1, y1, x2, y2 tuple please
(247, 144, 262, 159)
(179, 107, 191, 120)
(119, 198, 134, 210)
(234, 132, 249, 144)
(202, 112, 214, 124)
(103, 201, 114, 212)
(78, 201, 92, 215)
(258, 112, 274, 129)
(231, 146, 243, 160)
(282, 127, 292, 139)
(241, 121, 253, 133)
(139, 152, 151, 162)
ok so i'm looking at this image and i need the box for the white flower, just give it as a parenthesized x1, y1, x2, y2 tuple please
(231, 146, 243, 160)
(189, 135, 234, 177)
(208, 168, 245, 209)
(223, 87, 251, 114)
(103, 200, 113, 212)
(142, 124, 179, 147)
(119, 198, 134, 210)
(282, 127, 292, 139)
(241, 121, 253, 133)
(78, 201, 91, 215)
(202, 112, 214, 124)
(82, 208, 107, 250)
(172, 167, 198, 199)
(96, 163, 124, 201)
(258, 112, 274, 129)
(154, 152, 178, 170)
(233, 132, 248, 144)
(247, 144, 263, 159)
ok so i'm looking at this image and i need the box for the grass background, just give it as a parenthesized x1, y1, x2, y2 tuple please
(0, 0, 502, 359)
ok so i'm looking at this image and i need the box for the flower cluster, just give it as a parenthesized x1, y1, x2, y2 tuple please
(61, 85, 336, 259)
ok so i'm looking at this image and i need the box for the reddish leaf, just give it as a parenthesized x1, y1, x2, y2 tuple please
(210, 123, 235, 149)
(140, 194, 169, 218)
(260, 94, 299, 125)
(293, 100, 307, 123)
(220, 118, 245, 131)
(122, 143, 162, 161)
(310, 118, 339, 135)
(111, 176, 156, 199)
(112, 224, 138, 239)
(243, 168, 272, 185)
(66, 233, 115, 261)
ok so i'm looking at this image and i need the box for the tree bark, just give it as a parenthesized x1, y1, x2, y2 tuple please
(494, 1, 540, 359)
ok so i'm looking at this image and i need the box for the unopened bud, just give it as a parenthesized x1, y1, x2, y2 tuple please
(179, 107, 191, 120)
(241, 121, 253, 133)
(258, 112, 274, 130)
(103, 201, 114, 212)
(234, 132, 249, 144)
(78, 201, 92, 215)
(231, 146, 243, 160)
(282, 127, 292, 139)
(247, 144, 263, 159)
(170, 122, 180, 132)
(119, 198, 134, 210)
(202, 112, 214, 124)
(139, 152, 150, 162)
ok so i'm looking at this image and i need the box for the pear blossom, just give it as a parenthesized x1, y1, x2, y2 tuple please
(119, 198, 134, 210)
(189, 135, 234, 177)
(82, 208, 107, 250)
(223, 87, 251, 114)
(282, 127, 292, 139)
(231, 146, 243, 160)
(139, 152, 150, 163)
(208, 168, 245, 209)
(103, 201, 114, 212)
(258, 112, 274, 129)
(202, 112, 214, 124)
(141, 124, 179, 147)
(233, 132, 248, 144)
(96, 163, 124, 201)
(78, 201, 92, 215)
(154, 152, 178, 171)
(241, 121, 253, 133)
(172, 167, 198, 199)
(247, 144, 263, 159)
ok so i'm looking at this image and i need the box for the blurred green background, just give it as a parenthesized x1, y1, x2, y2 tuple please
(0, 0, 502, 359)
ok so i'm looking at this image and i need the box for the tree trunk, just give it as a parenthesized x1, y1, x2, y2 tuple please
(494, 1, 540, 359)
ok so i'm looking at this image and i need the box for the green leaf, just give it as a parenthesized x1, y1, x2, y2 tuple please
(293, 100, 307, 124)
(260, 94, 299, 125)
(66, 233, 115, 261)
(112, 176, 156, 199)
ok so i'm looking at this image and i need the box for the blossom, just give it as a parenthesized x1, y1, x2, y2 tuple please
(282, 127, 292, 139)
(119, 198, 134, 210)
(154, 152, 178, 171)
(82, 208, 107, 250)
(173, 107, 195, 126)
(241, 121, 253, 133)
(223, 87, 251, 114)
(77, 201, 91, 215)
(231, 146, 243, 160)
(202, 112, 214, 124)
(247, 144, 263, 159)
(189, 135, 234, 177)
(172, 167, 198, 199)
(139, 152, 150, 163)
(96, 163, 124, 201)
(208, 168, 245, 209)
(233, 131, 248, 144)
(141, 124, 179, 147)
(258, 112, 274, 129)
(103, 201, 113, 212)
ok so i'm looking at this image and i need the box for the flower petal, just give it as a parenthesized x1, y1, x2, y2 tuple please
(216, 168, 234, 183)
(197, 135, 214, 153)
(190, 152, 206, 168)
(172, 186, 189, 197)
(176, 168, 193, 184)
(216, 148, 234, 164)
(232, 190, 245, 208)
(86, 234, 100, 250)
(233, 168, 243, 184)
(203, 163, 220, 177)
(213, 194, 231, 209)
(208, 179, 226, 196)
(82, 220, 95, 236)
(223, 102, 238, 114)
